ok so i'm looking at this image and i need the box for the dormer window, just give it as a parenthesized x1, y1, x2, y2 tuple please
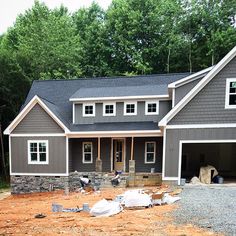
(145, 101, 159, 115)
(83, 103, 95, 117)
(225, 78, 236, 109)
(103, 103, 116, 116)
(124, 102, 137, 116)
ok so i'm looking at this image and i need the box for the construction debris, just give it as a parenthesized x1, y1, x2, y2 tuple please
(90, 186, 182, 216)
(52, 203, 81, 213)
(122, 190, 153, 208)
(90, 199, 123, 217)
(34, 213, 46, 219)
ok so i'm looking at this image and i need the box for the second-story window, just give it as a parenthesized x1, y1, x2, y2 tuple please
(83, 103, 95, 117)
(103, 103, 116, 116)
(145, 101, 159, 115)
(225, 78, 236, 108)
(124, 102, 137, 116)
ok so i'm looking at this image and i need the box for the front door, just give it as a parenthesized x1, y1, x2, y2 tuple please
(113, 139, 124, 171)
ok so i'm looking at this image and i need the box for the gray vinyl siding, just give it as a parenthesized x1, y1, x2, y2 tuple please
(69, 137, 162, 173)
(12, 104, 64, 133)
(134, 137, 162, 173)
(74, 101, 171, 124)
(170, 56, 236, 124)
(165, 127, 236, 177)
(11, 136, 66, 174)
(126, 138, 131, 172)
(101, 138, 111, 172)
(174, 79, 201, 105)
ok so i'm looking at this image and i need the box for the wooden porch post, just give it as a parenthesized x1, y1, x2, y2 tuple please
(96, 137, 102, 172)
(131, 137, 134, 160)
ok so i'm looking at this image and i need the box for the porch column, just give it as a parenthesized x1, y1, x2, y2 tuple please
(96, 137, 102, 172)
(131, 136, 134, 160)
(129, 137, 135, 174)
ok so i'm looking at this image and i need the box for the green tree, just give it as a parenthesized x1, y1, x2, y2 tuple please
(4, 1, 82, 81)
(179, 0, 236, 72)
(73, 2, 111, 77)
(105, 0, 187, 75)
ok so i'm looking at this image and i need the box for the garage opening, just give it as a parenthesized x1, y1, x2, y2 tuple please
(181, 143, 236, 183)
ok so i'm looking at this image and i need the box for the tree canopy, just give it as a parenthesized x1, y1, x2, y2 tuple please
(0, 0, 235, 128)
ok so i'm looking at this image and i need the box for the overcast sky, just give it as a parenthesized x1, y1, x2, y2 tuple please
(0, 0, 112, 34)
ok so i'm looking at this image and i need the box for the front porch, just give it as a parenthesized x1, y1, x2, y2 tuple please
(68, 136, 163, 188)
(69, 136, 163, 174)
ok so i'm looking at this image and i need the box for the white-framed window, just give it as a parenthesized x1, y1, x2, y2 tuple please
(145, 100, 159, 115)
(145, 142, 156, 164)
(82, 142, 93, 163)
(124, 102, 137, 116)
(103, 102, 116, 116)
(28, 140, 49, 164)
(83, 103, 95, 117)
(225, 78, 236, 109)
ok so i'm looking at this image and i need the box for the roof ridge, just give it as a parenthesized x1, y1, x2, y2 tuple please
(33, 72, 191, 83)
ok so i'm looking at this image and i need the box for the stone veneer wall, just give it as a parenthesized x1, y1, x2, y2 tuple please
(11, 172, 128, 194)
(11, 172, 162, 194)
(11, 176, 69, 194)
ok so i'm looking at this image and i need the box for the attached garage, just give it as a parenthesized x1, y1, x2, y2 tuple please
(164, 128, 236, 184)
(181, 141, 236, 183)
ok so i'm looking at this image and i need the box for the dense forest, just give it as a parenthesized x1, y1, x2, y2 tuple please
(0, 0, 236, 177)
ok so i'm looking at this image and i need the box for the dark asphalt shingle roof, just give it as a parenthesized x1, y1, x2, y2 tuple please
(70, 84, 168, 99)
(23, 73, 190, 131)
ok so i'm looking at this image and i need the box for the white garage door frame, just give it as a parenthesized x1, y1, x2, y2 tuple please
(178, 139, 236, 185)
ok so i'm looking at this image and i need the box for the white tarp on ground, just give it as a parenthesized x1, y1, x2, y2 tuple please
(121, 190, 153, 208)
(90, 199, 123, 217)
(162, 193, 181, 204)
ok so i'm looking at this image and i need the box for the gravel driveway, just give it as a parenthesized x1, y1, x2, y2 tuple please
(173, 185, 236, 236)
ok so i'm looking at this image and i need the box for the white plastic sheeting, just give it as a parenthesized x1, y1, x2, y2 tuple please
(122, 190, 153, 208)
(90, 199, 123, 217)
(162, 193, 181, 204)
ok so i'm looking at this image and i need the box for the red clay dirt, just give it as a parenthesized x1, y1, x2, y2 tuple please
(0, 187, 222, 236)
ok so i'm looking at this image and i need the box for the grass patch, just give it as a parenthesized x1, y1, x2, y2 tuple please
(0, 178, 10, 192)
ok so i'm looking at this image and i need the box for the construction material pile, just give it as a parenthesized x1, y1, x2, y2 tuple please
(90, 186, 182, 217)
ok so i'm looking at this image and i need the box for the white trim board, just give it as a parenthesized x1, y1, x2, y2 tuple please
(168, 66, 213, 89)
(10, 133, 65, 137)
(67, 130, 162, 138)
(69, 95, 170, 102)
(162, 177, 178, 181)
(4, 95, 69, 135)
(177, 139, 236, 185)
(159, 46, 236, 127)
(166, 124, 236, 129)
(10, 173, 69, 176)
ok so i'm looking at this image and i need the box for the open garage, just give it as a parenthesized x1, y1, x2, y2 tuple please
(181, 142, 236, 183)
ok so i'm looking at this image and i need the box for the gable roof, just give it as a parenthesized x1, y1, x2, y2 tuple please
(159, 46, 236, 127)
(4, 95, 70, 134)
(168, 66, 214, 89)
